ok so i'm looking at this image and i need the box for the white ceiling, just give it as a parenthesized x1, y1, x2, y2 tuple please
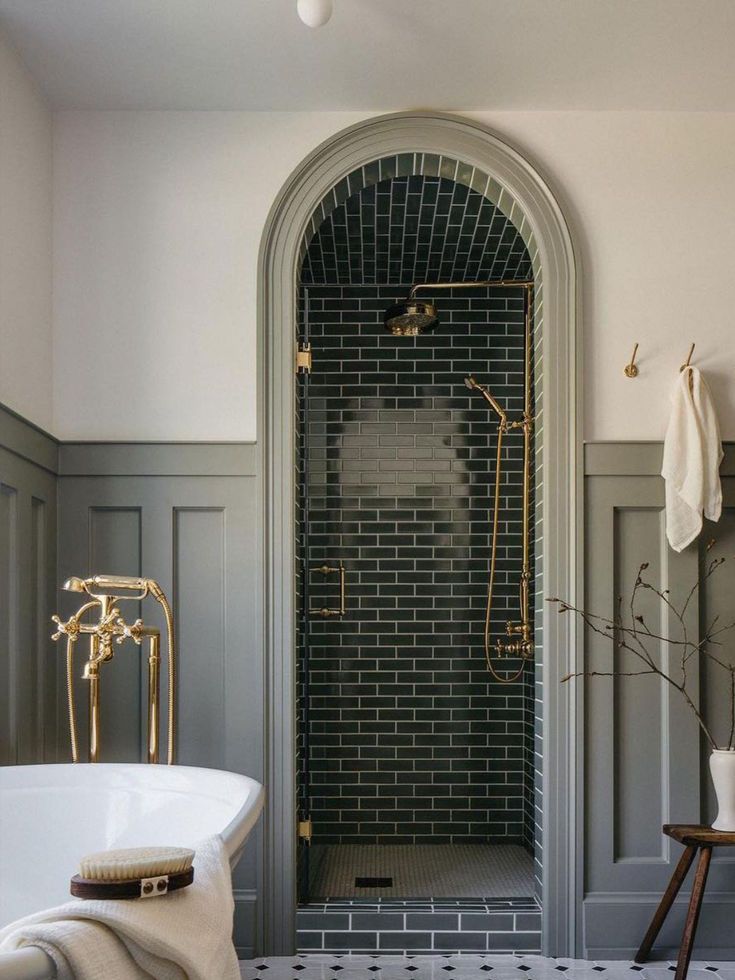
(1, 0, 734, 111)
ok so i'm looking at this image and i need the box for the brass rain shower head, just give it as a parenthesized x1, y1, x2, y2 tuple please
(384, 279, 532, 338)
(383, 299, 438, 336)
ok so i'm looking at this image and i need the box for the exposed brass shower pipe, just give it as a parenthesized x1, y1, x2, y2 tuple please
(408, 280, 534, 298)
(52, 574, 176, 764)
(409, 279, 535, 683)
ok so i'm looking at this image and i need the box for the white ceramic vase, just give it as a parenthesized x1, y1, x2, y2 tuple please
(710, 749, 735, 831)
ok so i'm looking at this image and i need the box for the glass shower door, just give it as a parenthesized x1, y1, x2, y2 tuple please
(296, 295, 312, 904)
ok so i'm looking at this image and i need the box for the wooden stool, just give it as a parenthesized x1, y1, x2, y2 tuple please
(636, 825, 732, 980)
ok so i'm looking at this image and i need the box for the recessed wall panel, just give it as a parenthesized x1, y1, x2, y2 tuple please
(0, 485, 18, 764)
(612, 507, 664, 860)
(28, 497, 46, 759)
(173, 507, 226, 769)
(88, 507, 142, 762)
(698, 506, 735, 825)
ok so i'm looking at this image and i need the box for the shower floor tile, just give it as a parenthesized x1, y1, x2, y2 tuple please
(308, 844, 534, 899)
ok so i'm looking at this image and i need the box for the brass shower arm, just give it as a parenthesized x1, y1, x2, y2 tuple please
(408, 279, 534, 299)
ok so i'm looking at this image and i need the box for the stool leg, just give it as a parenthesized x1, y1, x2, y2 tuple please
(674, 845, 712, 980)
(635, 844, 697, 963)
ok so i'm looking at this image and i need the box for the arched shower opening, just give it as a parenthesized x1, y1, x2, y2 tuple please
(258, 112, 581, 957)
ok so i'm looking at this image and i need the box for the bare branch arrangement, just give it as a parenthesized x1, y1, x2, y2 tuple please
(548, 541, 735, 751)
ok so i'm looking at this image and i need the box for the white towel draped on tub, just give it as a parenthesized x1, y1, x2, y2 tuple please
(0, 835, 240, 980)
(662, 365, 723, 552)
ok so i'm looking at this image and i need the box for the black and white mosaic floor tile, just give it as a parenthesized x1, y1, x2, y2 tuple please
(239, 956, 735, 980)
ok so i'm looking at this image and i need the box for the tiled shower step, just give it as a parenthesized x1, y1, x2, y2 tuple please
(297, 898, 542, 954)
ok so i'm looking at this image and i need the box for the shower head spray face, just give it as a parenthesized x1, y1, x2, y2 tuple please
(383, 300, 438, 336)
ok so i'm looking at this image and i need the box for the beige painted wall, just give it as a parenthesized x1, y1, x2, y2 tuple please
(0, 32, 53, 432)
(52, 110, 735, 441)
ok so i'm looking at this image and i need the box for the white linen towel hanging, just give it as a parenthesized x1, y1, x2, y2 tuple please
(0, 835, 240, 980)
(661, 365, 723, 552)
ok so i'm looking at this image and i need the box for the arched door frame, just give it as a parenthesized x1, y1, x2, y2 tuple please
(257, 111, 583, 957)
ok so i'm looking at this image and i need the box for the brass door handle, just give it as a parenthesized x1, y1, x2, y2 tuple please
(309, 561, 346, 619)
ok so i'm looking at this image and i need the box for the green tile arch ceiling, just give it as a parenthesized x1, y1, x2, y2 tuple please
(298, 152, 541, 284)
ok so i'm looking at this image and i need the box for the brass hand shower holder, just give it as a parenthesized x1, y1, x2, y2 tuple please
(52, 575, 176, 764)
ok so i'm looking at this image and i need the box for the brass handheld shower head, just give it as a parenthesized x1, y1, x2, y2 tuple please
(463, 375, 507, 426)
(63, 575, 149, 596)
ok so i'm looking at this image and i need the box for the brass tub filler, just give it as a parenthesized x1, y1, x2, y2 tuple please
(52, 575, 176, 763)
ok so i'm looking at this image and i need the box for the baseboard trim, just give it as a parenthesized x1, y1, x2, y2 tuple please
(586, 947, 735, 960)
(234, 889, 258, 960)
(584, 893, 735, 960)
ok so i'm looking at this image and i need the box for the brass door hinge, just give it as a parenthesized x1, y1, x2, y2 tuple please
(298, 818, 313, 843)
(296, 342, 312, 375)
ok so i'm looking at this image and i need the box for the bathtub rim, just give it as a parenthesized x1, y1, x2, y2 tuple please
(0, 762, 265, 862)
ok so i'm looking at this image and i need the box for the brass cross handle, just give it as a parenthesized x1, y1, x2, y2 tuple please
(51, 613, 81, 642)
(310, 561, 346, 619)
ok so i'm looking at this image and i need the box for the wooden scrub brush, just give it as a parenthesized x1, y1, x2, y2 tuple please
(70, 846, 195, 900)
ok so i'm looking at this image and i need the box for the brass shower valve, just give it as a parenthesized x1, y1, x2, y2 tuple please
(494, 620, 534, 660)
(495, 639, 534, 659)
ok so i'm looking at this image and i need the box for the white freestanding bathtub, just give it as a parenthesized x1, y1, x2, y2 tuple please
(0, 764, 265, 980)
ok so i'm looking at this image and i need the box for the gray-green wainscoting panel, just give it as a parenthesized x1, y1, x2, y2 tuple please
(0, 434, 57, 765)
(56, 463, 262, 957)
(0, 401, 262, 956)
(584, 443, 735, 960)
(7, 401, 735, 960)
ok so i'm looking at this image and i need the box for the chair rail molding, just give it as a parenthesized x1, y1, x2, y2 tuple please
(257, 110, 583, 956)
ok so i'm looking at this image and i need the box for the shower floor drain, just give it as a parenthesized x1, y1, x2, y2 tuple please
(354, 876, 393, 888)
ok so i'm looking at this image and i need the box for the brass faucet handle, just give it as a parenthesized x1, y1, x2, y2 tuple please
(115, 616, 145, 645)
(495, 636, 534, 659)
(312, 607, 339, 618)
(51, 614, 80, 642)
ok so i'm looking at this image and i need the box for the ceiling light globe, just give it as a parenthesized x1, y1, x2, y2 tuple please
(297, 0, 333, 28)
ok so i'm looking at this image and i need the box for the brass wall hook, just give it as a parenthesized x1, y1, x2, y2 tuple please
(680, 342, 695, 372)
(624, 343, 640, 378)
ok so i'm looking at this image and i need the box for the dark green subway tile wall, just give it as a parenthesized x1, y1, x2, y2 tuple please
(296, 174, 536, 851)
